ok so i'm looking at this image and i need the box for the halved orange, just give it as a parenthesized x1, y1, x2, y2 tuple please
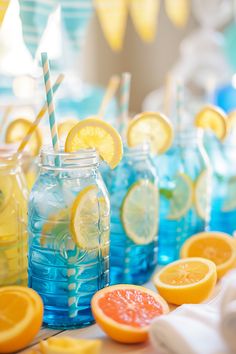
(153, 258, 217, 305)
(0, 286, 43, 353)
(181, 232, 236, 279)
(91, 284, 169, 344)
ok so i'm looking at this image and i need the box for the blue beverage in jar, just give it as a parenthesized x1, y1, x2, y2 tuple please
(28, 148, 110, 329)
(156, 130, 212, 265)
(205, 133, 236, 235)
(104, 144, 159, 285)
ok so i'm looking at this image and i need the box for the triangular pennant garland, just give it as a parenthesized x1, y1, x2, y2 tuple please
(0, 0, 10, 26)
(165, 0, 189, 28)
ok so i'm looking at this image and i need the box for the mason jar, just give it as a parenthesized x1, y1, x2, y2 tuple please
(156, 129, 212, 265)
(104, 144, 159, 285)
(0, 147, 28, 286)
(28, 148, 110, 329)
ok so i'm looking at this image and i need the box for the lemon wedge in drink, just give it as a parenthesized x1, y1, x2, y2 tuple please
(70, 185, 110, 250)
(5, 118, 42, 156)
(121, 180, 159, 244)
(168, 173, 193, 220)
(58, 119, 78, 140)
(126, 112, 174, 155)
(195, 105, 228, 141)
(40, 337, 102, 354)
(65, 117, 123, 169)
(194, 169, 211, 220)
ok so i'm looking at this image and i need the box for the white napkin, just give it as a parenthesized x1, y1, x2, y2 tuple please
(149, 270, 236, 354)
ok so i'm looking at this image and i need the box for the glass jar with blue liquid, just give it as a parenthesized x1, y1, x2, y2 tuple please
(156, 130, 212, 265)
(205, 132, 236, 235)
(28, 148, 110, 329)
(104, 144, 159, 285)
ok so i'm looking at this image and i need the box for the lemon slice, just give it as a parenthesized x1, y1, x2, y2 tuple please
(194, 169, 211, 220)
(5, 118, 42, 156)
(40, 337, 102, 354)
(195, 105, 228, 141)
(0, 175, 13, 213)
(126, 112, 174, 155)
(168, 173, 193, 220)
(121, 180, 159, 245)
(58, 118, 78, 140)
(65, 117, 123, 169)
(70, 185, 110, 250)
(222, 176, 236, 211)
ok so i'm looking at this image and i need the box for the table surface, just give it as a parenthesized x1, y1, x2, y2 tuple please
(18, 282, 222, 354)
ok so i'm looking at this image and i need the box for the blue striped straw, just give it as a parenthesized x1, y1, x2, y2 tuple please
(41, 52, 60, 156)
(67, 241, 78, 318)
(119, 72, 131, 136)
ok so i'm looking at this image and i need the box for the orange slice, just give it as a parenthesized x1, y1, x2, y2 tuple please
(153, 258, 217, 305)
(40, 337, 102, 354)
(5, 118, 42, 156)
(181, 232, 236, 279)
(91, 284, 169, 344)
(0, 286, 43, 353)
(195, 105, 228, 141)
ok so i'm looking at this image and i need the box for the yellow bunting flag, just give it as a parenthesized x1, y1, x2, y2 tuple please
(165, 0, 189, 28)
(0, 0, 10, 26)
(95, 0, 128, 51)
(129, 0, 160, 42)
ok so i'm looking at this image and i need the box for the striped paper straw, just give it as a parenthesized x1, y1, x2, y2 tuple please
(98, 75, 120, 118)
(41, 52, 60, 155)
(19, 0, 57, 58)
(41, 52, 77, 319)
(17, 74, 64, 153)
(61, 0, 93, 52)
(67, 241, 78, 318)
(119, 72, 131, 135)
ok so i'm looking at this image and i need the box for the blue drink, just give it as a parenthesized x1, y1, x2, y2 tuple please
(28, 149, 110, 329)
(104, 144, 159, 285)
(205, 133, 236, 234)
(156, 130, 211, 265)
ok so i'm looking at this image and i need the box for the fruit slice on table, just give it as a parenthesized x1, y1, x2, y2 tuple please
(65, 117, 123, 169)
(58, 118, 78, 140)
(195, 105, 228, 141)
(222, 176, 236, 211)
(0, 174, 13, 213)
(181, 232, 236, 279)
(126, 112, 174, 155)
(121, 180, 158, 244)
(40, 337, 102, 354)
(167, 173, 193, 220)
(5, 118, 42, 156)
(194, 169, 211, 220)
(70, 185, 109, 250)
(153, 257, 217, 305)
(0, 286, 43, 353)
(91, 284, 169, 344)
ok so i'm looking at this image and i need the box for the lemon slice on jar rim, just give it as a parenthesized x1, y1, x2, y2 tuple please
(65, 117, 123, 169)
(126, 112, 174, 155)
